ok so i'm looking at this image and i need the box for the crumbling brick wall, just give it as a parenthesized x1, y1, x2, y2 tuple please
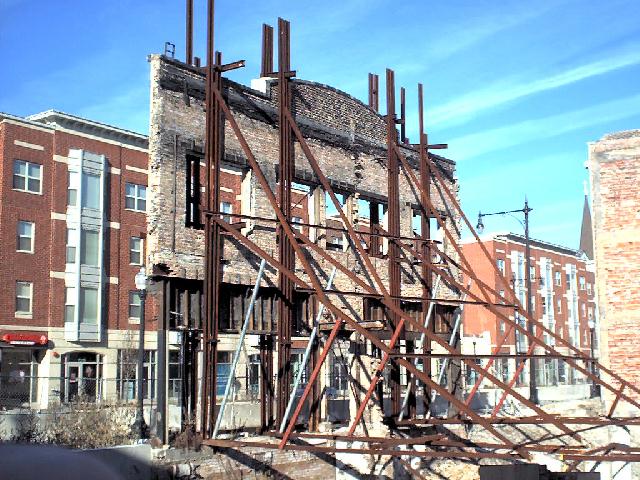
(588, 129, 640, 409)
(148, 54, 460, 303)
(147, 54, 463, 425)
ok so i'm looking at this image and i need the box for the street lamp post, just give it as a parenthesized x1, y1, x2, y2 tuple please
(135, 267, 148, 439)
(477, 198, 539, 404)
(588, 319, 598, 398)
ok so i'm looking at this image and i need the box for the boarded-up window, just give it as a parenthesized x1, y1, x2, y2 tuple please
(293, 292, 313, 335)
(401, 301, 422, 331)
(219, 284, 278, 332)
(363, 297, 387, 323)
(434, 304, 455, 334)
(185, 154, 202, 229)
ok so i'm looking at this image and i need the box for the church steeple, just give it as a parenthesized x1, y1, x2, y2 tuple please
(580, 180, 594, 260)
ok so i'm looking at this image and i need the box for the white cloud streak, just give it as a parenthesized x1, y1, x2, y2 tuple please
(448, 92, 640, 160)
(429, 47, 640, 128)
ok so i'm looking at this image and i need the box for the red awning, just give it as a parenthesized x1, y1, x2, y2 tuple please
(1, 332, 48, 346)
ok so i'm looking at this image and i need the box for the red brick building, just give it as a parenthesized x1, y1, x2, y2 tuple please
(461, 233, 598, 403)
(0, 110, 152, 409)
(588, 129, 640, 409)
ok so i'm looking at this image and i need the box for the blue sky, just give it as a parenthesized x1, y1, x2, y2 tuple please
(2, 0, 639, 248)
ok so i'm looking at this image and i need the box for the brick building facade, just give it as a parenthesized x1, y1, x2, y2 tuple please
(588, 129, 640, 409)
(461, 233, 597, 405)
(0, 111, 153, 410)
(147, 55, 462, 433)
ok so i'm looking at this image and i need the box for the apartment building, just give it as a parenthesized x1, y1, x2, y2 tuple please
(461, 233, 598, 405)
(0, 110, 153, 410)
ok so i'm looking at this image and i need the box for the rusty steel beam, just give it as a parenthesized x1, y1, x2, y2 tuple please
(400, 86, 407, 143)
(276, 104, 525, 454)
(210, 209, 520, 453)
(203, 83, 469, 452)
(204, 438, 522, 461)
(397, 416, 640, 426)
(186, 0, 193, 65)
(417, 83, 434, 416)
(390, 149, 583, 443)
(429, 236, 640, 414)
(261, 24, 274, 78)
(275, 17, 295, 427)
(425, 153, 640, 408)
(368, 73, 379, 112)
(392, 143, 640, 428)
(259, 334, 274, 431)
(200, 0, 224, 438)
(279, 101, 521, 448)
(204, 209, 443, 245)
(386, 69, 403, 418)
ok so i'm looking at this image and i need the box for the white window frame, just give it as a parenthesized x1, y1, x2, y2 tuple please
(579, 276, 586, 290)
(129, 237, 144, 265)
(66, 228, 78, 264)
(64, 287, 76, 324)
(220, 201, 233, 224)
(129, 290, 142, 321)
(496, 258, 505, 274)
(554, 271, 561, 287)
(17, 220, 35, 253)
(125, 183, 147, 212)
(13, 160, 42, 194)
(67, 170, 79, 207)
(15, 281, 33, 316)
(291, 216, 303, 232)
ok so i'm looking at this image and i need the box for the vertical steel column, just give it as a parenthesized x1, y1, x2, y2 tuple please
(400, 87, 406, 144)
(156, 278, 168, 443)
(276, 17, 295, 427)
(418, 83, 433, 415)
(386, 68, 402, 417)
(201, 0, 223, 438)
(261, 24, 274, 77)
(185, 0, 193, 65)
(368, 73, 379, 112)
(260, 335, 274, 432)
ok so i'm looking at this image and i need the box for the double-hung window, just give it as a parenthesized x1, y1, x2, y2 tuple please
(17, 221, 34, 253)
(130, 237, 143, 265)
(129, 291, 142, 320)
(125, 183, 146, 212)
(15, 281, 33, 316)
(64, 287, 76, 323)
(66, 228, 77, 264)
(220, 201, 232, 224)
(13, 160, 42, 194)
(82, 173, 101, 209)
(79, 287, 98, 325)
(80, 229, 100, 266)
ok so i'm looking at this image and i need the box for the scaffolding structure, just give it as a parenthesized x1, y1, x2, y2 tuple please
(177, 0, 640, 471)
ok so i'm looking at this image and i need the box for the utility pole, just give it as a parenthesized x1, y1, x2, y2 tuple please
(135, 267, 148, 439)
(477, 198, 538, 404)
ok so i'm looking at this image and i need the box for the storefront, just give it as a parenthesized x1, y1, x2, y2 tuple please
(0, 333, 48, 409)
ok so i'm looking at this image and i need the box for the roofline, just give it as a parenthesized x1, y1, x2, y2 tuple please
(0, 112, 55, 132)
(27, 109, 148, 141)
(155, 55, 456, 166)
(462, 231, 586, 258)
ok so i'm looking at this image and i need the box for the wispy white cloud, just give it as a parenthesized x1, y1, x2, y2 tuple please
(429, 46, 640, 128)
(77, 81, 149, 135)
(448, 92, 640, 160)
